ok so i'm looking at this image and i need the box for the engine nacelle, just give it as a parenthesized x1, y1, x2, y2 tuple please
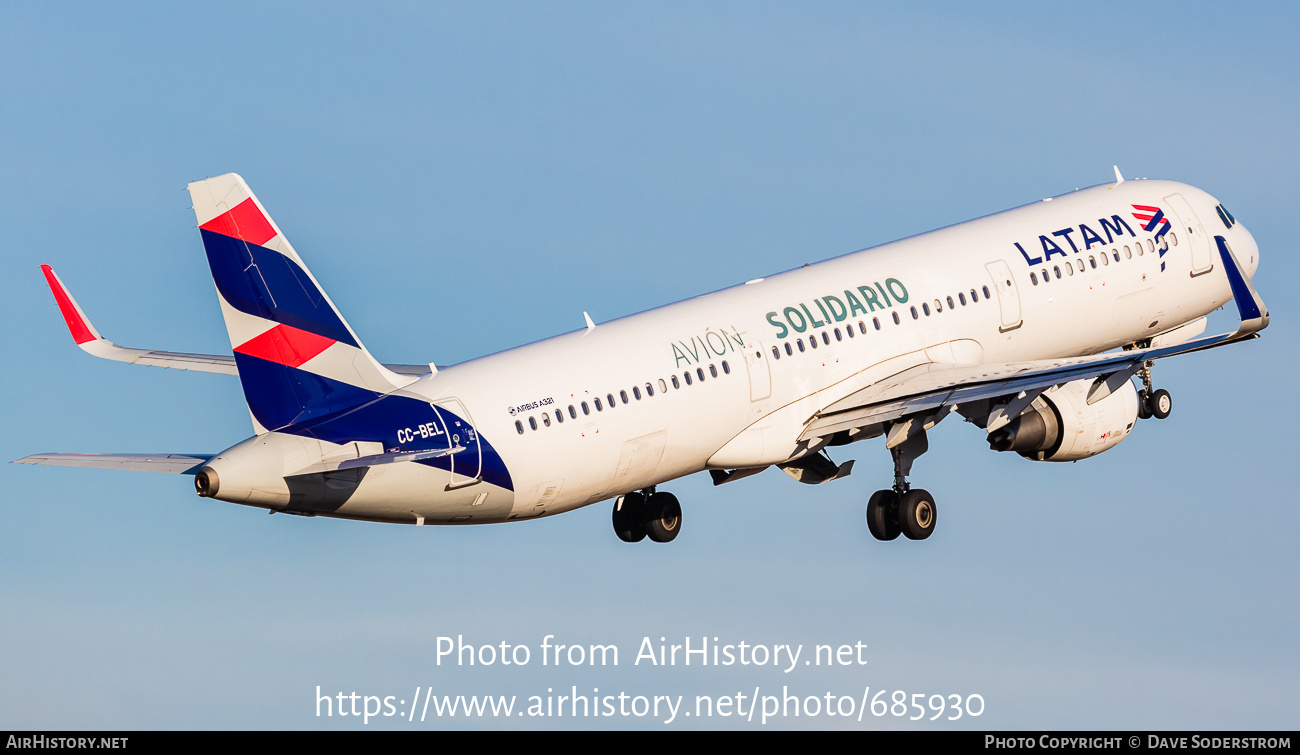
(987, 378, 1139, 462)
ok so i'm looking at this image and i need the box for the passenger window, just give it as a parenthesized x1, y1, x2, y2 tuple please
(607, 393, 615, 406)
(595, 398, 603, 411)
(1066, 264, 1074, 276)
(1031, 272, 1038, 285)
(542, 414, 551, 427)
(935, 298, 943, 312)
(529, 416, 538, 430)
(696, 368, 705, 381)
(797, 339, 805, 352)
(672, 375, 680, 389)
(709, 364, 718, 378)
(555, 410, 563, 424)
(859, 321, 867, 334)
(1171, 232, 1178, 246)
(846, 326, 855, 338)
(684, 372, 693, 385)
(1101, 253, 1108, 266)
(1089, 256, 1096, 269)
(721, 361, 730, 374)
(910, 306, 919, 319)
(568, 405, 577, 419)
(821, 331, 829, 345)
(772, 346, 780, 360)
(1147, 239, 1155, 253)
(892, 312, 901, 325)
(582, 401, 590, 415)
(809, 336, 818, 349)
(834, 327, 842, 341)
(971, 289, 979, 302)
(1125, 245, 1132, 259)
(1076, 260, 1084, 272)
(873, 317, 881, 330)
(620, 390, 629, 404)
(515, 420, 524, 435)
(658, 379, 667, 393)
(959, 293, 967, 305)
(982, 285, 991, 298)
(922, 303, 930, 316)
(632, 386, 641, 400)
(946, 296, 954, 309)
(1054, 265, 1061, 279)
(784, 343, 793, 356)
(1040, 268, 1048, 282)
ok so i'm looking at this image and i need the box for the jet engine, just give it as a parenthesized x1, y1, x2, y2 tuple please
(987, 379, 1139, 462)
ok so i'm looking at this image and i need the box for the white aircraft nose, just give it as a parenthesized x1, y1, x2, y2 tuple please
(1238, 224, 1260, 279)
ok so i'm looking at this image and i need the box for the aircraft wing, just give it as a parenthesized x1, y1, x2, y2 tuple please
(801, 234, 1269, 442)
(13, 453, 214, 474)
(40, 265, 431, 377)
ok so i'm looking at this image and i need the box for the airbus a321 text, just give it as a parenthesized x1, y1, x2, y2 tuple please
(17, 169, 1268, 544)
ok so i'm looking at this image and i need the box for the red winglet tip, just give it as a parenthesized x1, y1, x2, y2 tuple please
(41, 266, 97, 345)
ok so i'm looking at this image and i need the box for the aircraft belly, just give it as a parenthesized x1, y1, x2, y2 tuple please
(322, 463, 516, 524)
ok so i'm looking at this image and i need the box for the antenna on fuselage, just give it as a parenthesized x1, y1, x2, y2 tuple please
(1112, 165, 1125, 188)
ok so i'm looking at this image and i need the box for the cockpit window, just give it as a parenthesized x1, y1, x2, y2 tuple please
(1216, 204, 1236, 229)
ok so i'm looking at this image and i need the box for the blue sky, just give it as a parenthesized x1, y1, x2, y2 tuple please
(2, 2, 1297, 729)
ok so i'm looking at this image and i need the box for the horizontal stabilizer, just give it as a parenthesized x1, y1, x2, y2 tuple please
(13, 453, 214, 474)
(288, 445, 464, 477)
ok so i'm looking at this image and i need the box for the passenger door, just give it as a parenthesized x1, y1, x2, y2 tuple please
(985, 260, 1023, 332)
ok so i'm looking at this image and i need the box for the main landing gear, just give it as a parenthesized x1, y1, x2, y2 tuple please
(1135, 360, 1173, 420)
(866, 421, 937, 542)
(612, 487, 681, 544)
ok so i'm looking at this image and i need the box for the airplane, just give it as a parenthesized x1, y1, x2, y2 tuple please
(15, 169, 1269, 543)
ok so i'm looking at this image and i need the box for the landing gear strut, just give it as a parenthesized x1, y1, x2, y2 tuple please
(1136, 361, 1173, 420)
(612, 487, 682, 544)
(866, 423, 937, 541)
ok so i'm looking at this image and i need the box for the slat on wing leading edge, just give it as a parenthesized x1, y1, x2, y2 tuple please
(798, 329, 1260, 443)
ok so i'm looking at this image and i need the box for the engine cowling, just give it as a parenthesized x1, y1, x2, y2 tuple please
(987, 378, 1139, 462)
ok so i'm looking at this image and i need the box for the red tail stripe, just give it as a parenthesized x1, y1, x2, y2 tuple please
(41, 265, 96, 345)
(199, 197, 277, 247)
(1131, 204, 1162, 213)
(234, 323, 336, 368)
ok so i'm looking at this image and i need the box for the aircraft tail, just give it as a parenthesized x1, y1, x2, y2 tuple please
(188, 173, 413, 434)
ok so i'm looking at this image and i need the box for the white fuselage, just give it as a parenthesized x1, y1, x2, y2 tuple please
(288, 179, 1257, 524)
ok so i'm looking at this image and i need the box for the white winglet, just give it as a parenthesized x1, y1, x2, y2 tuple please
(40, 265, 239, 375)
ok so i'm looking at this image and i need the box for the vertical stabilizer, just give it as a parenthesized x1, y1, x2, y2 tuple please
(188, 174, 412, 433)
